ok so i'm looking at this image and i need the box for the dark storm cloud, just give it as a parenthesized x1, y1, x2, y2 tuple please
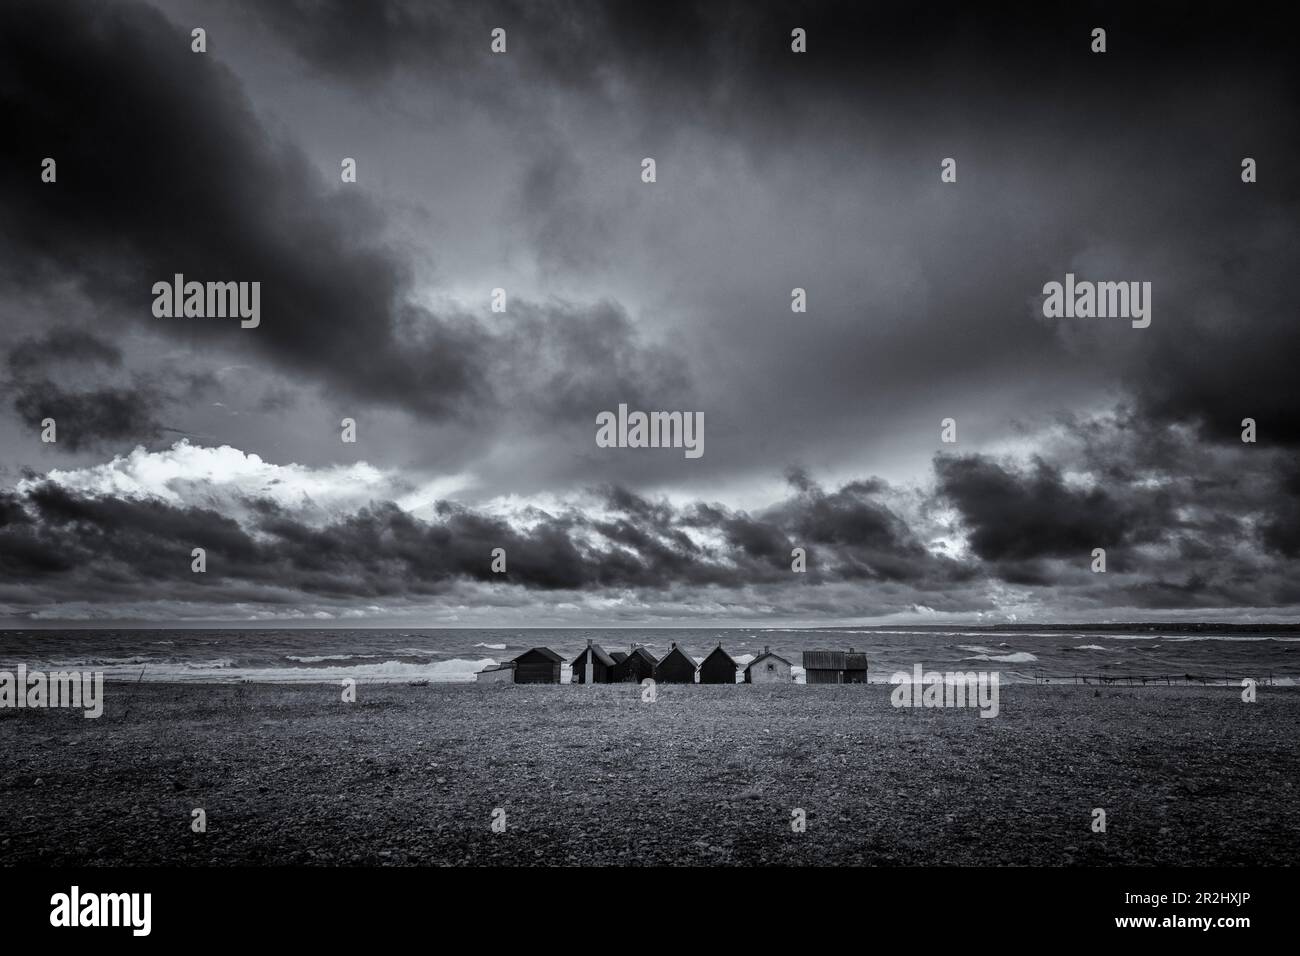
(3, 436, 1297, 615)
(930, 419, 1300, 609)
(1, 328, 216, 451)
(10, 382, 164, 452)
(3, 328, 156, 450)
(935, 453, 1173, 563)
(237, 0, 1300, 492)
(0, 470, 964, 610)
(5, 328, 122, 372)
(751, 468, 953, 584)
(3, 0, 1298, 622)
(1124, 264, 1300, 447)
(0, 0, 681, 428)
(1261, 456, 1300, 558)
(233, 1, 1297, 120)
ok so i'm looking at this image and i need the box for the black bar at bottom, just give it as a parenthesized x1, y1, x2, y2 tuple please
(0, 866, 1282, 942)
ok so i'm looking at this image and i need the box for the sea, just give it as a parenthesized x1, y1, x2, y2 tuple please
(1, 626, 1298, 685)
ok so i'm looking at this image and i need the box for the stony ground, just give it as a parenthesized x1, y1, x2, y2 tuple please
(1, 681, 1296, 865)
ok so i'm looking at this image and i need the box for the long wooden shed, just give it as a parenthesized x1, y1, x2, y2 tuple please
(802, 647, 868, 684)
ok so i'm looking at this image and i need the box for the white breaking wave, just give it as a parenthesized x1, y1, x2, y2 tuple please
(85, 657, 498, 683)
(963, 652, 1038, 663)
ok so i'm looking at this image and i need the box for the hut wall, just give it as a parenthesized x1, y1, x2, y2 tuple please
(613, 653, 655, 683)
(655, 651, 697, 683)
(805, 668, 843, 685)
(699, 656, 737, 684)
(571, 650, 613, 684)
(746, 657, 791, 683)
(514, 662, 560, 683)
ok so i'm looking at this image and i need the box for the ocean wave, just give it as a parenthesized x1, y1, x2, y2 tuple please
(285, 653, 379, 663)
(957, 645, 1020, 656)
(96, 657, 499, 684)
(44, 656, 154, 667)
(1163, 635, 1300, 643)
(962, 652, 1038, 663)
(31, 656, 233, 674)
(474, 643, 508, 650)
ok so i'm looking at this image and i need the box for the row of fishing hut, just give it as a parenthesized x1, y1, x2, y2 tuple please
(475, 640, 869, 685)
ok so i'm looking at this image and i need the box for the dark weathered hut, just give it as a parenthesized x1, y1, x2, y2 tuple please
(844, 648, 869, 683)
(612, 645, 657, 683)
(570, 639, 616, 684)
(744, 646, 792, 683)
(655, 642, 698, 683)
(802, 647, 869, 684)
(512, 647, 562, 684)
(699, 643, 738, 684)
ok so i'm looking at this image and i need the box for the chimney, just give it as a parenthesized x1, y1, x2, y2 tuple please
(587, 638, 593, 647)
(764, 645, 770, 654)
(670, 641, 677, 650)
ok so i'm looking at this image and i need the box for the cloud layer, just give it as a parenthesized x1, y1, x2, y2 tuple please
(1, 1, 1297, 623)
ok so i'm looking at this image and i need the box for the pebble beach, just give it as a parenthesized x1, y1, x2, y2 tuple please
(2, 681, 1296, 866)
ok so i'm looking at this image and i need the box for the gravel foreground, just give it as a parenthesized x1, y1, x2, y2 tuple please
(2, 681, 1296, 866)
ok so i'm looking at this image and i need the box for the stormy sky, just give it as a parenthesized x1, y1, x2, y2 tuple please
(1, 0, 1297, 626)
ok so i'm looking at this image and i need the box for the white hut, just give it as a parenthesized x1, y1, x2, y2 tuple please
(744, 646, 792, 684)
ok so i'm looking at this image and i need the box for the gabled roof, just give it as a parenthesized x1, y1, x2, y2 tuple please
(745, 650, 790, 671)
(571, 643, 616, 667)
(513, 646, 563, 664)
(624, 645, 658, 665)
(702, 645, 737, 667)
(802, 649, 868, 670)
(802, 650, 846, 670)
(479, 661, 515, 673)
(609, 651, 629, 664)
(659, 643, 695, 664)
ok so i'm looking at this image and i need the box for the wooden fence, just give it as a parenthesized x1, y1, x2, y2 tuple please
(1033, 673, 1280, 686)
